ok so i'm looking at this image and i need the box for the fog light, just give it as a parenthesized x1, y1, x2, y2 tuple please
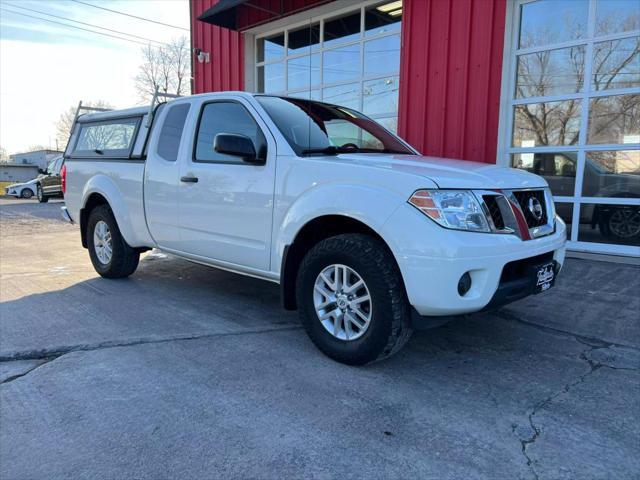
(458, 272, 472, 296)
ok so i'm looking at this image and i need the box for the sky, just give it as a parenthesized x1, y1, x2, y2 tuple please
(0, 0, 189, 154)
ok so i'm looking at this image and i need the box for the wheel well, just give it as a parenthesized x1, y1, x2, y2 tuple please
(280, 215, 399, 310)
(80, 193, 109, 248)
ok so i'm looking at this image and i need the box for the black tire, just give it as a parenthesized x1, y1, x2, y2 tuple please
(36, 184, 48, 203)
(598, 206, 640, 242)
(87, 204, 139, 278)
(296, 234, 412, 365)
(21, 189, 33, 199)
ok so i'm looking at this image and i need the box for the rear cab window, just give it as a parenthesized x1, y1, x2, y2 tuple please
(157, 103, 190, 162)
(72, 117, 140, 158)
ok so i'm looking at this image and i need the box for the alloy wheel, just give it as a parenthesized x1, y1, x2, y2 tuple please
(609, 208, 640, 239)
(313, 264, 372, 341)
(93, 220, 113, 264)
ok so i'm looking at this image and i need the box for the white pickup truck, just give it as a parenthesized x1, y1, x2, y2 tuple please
(62, 92, 566, 364)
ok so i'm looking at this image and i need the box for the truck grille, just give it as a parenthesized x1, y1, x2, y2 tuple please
(483, 195, 505, 230)
(512, 190, 548, 228)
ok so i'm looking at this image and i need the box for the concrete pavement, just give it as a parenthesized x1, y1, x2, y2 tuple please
(1, 199, 639, 479)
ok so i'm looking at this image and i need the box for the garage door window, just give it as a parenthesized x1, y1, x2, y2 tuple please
(255, 1, 402, 133)
(503, 0, 640, 255)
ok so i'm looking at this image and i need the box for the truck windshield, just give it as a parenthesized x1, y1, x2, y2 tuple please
(255, 96, 414, 156)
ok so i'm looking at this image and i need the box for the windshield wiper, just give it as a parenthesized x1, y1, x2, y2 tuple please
(94, 149, 104, 155)
(301, 146, 411, 156)
(301, 146, 362, 155)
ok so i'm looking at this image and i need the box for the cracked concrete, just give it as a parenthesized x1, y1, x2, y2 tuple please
(1, 199, 639, 479)
(512, 340, 639, 480)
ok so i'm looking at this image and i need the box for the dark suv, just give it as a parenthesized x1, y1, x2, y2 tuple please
(36, 156, 64, 203)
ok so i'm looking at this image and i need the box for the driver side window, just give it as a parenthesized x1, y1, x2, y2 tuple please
(194, 102, 266, 163)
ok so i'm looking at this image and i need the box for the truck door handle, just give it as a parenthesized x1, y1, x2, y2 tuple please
(180, 176, 199, 183)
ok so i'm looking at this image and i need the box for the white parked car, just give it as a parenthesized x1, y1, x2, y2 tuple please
(5, 179, 37, 199)
(61, 92, 566, 364)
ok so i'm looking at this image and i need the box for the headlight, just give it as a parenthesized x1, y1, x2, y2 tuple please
(408, 190, 490, 232)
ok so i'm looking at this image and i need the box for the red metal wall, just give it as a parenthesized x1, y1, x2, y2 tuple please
(191, 0, 244, 93)
(191, 0, 507, 164)
(398, 0, 507, 163)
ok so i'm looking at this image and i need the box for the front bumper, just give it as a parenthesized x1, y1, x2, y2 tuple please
(381, 203, 567, 317)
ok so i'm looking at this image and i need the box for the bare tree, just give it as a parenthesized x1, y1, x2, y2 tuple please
(55, 100, 112, 150)
(135, 36, 191, 102)
(0, 146, 9, 163)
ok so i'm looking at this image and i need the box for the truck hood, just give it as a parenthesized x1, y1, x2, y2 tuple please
(332, 153, 548, 190)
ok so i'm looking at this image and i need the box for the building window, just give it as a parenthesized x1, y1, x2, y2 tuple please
(254, 1, 402, 132)
(504, 0, 640, 255)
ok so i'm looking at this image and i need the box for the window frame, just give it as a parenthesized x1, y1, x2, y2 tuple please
(251, 0, 402, 130)
(70, 115, 142, 160)
(191, 99, 268, 165)
(498, 0, 640, 257)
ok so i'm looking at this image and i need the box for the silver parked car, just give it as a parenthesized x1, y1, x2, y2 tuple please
(5, 178, 38, 199)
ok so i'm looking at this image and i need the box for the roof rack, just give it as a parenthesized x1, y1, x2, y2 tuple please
(72, 101, 112, 126)
(146, 87, 183, 127)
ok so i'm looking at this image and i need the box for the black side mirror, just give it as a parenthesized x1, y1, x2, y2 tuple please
(214, 133, 263, 165)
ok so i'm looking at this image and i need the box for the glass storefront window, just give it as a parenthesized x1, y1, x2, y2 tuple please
(513, 100, 581, 147)
(288, 23, 320, 55)
(323, 82, 360, 109)
(364, 35, 400, 77)
(257, 34, 284, 62)
(362, 77, 399, 116)
(365, 2, 402, 37)
(577, 203, 640, 246)
(287, 54, 320, 91)
(323, 45, 361, 84)
(595, 0, 640, 36)
(506, 0, 640, 254)
(516, 45, 585, 98)
(519, 0, 588, 49)
(257, 63, 285, 93)
(511, 152, 577, 196)
(324, 11, 361, 47)
(255, 5, 402, 145)
(555, 202, 574, 238)
(587, 94, 640, 144)
(592, 37, 640, 91)
(583, 151, 640, 197)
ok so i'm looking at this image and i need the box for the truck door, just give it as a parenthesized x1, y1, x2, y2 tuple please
(144, 102, 191, 250)
(177, 99, 276, 271)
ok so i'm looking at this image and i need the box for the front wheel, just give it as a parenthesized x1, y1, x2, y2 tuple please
(21, 189, 33, 199)
(87, 205, 139, 278)
(36, 185, 48, 203)
(296, 234, 412, 365)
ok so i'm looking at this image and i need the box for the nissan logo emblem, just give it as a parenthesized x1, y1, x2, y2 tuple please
(528, 197, 544, 221)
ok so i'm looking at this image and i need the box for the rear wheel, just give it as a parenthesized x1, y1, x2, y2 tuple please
(296, 234, 412, 365)
(21, 189, 33, 199)
(36, 184, 48, 203)
(87, 205, 139, 278)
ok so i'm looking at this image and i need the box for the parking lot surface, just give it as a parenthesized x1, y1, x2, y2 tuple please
(1, 199, 639, 479)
